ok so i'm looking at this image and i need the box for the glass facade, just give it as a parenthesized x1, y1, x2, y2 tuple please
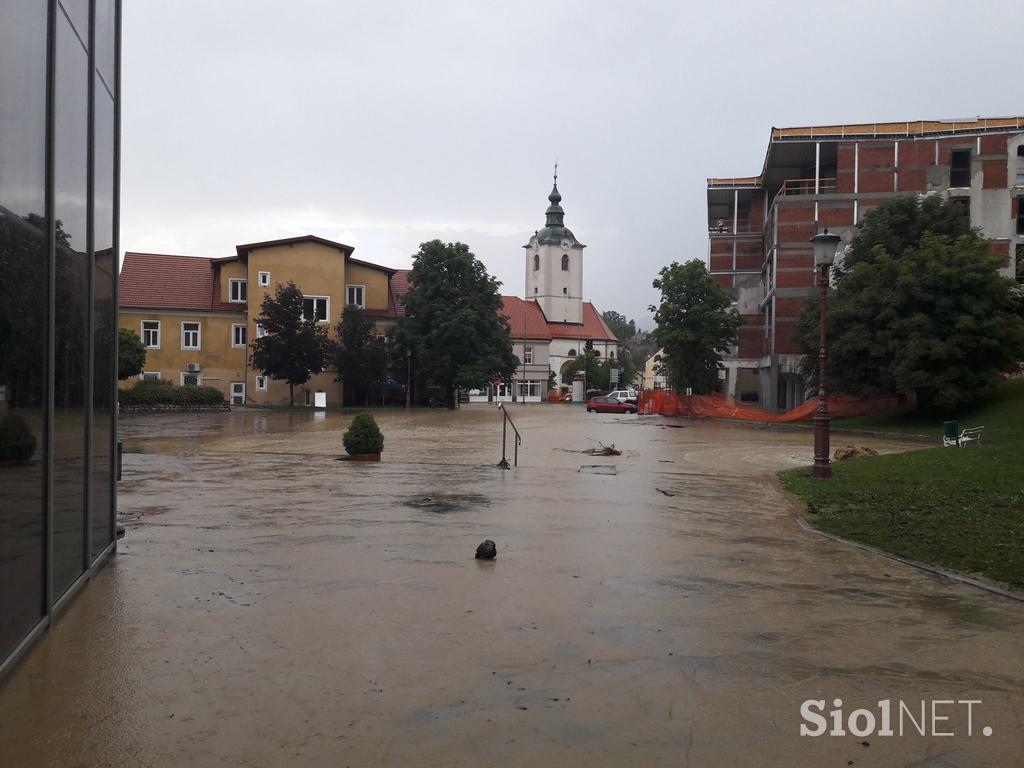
(0, 0, 120, 673)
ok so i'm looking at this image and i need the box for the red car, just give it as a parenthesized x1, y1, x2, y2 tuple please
(586, 396, 637, 414)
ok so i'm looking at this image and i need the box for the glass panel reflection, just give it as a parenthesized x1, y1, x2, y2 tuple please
(0, 0, 47, 659)
(52, 14, 90, 598)
(92, 83, 115, 559)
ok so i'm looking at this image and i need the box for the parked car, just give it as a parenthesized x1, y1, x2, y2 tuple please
(586, 396, 637, 414)
(606, 389, 638, 404)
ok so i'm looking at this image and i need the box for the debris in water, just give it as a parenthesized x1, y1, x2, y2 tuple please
(579, 465, 616, 475)
(475, 540, 497, 560)
(586, 442, 621, 456)
(655, 488, 675, 496)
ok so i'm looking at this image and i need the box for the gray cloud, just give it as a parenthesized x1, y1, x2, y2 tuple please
(122, 0, 1017, 326)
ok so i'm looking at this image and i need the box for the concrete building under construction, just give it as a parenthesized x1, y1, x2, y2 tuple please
(707, 116, 1024, 411)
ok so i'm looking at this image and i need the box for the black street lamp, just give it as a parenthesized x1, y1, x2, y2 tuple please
(405, 349, 412, 408)
(810, 228, 841, 479)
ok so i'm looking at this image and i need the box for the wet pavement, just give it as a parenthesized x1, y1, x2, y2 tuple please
(2, 406, 1022, 767)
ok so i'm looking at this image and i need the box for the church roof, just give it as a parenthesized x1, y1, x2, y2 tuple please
(527, 174, 585, 247)
(542, 302, 618, 342)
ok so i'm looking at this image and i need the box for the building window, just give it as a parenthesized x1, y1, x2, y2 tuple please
(346, 284, 365, 308)
(229, 278, 247, 303)
(302, 296, 329, 322)
(567, 348, 576, 357)
(594, 350, 601, 357)
(1017, 197, 1024, 235)
(140, 372, 161, 382)
(523, 346, 533, 364)
(534, 287, 538, 294)
(610, 350, 615, 359)
(257, 271, 270, 287)
(561, 253, 569, 271)
(563, 287, 567, 294)
(256, 375, 268, 391)
(950, 148, 971, 187)
(256, 323, 266, 338)
(141, 320, 160, 348)
(181, 372, 201, 387)
(232, 324, 247, 347)
(533, 254, 539, 271)
(181, 321, 201, 350)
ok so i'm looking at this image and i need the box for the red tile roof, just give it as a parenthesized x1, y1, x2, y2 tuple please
(119, 252, 240, 312)
(499, 296, 552, 339)
(545, 302, 618, 342)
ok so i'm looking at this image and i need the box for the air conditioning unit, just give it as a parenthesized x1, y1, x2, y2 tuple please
(186, 363, 201, 372)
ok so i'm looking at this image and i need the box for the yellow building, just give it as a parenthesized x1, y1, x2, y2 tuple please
(637, 348, 668, 390)
(118, 235, 399, 405)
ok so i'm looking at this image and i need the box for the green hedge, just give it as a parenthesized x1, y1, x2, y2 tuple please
(0, 413, 37, 461)
(118, 379, 225, 406)
(343, 412, 384, 455)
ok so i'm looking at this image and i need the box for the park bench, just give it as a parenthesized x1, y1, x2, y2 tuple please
(942, 425, 984, 447)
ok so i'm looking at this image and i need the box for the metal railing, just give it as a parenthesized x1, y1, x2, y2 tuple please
(775, 177, 838, 197)
(496, 402, 521, 469)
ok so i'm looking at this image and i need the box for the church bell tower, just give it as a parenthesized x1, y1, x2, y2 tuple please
(524, 168, 585, 325)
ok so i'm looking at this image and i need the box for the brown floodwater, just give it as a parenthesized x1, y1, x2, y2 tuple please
(1, 406, 1021, 767)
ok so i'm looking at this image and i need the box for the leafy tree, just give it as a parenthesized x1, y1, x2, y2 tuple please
(118, 328, 146, 380)
(601, 311, 636, 342)
(250, 281, 329, 406)
(331, 305, 389, 406)
(649, 260, 742, 393)
(397, 240, 517, 407)
(798, 196, 1024, 409)
(561, 350, 611, 392)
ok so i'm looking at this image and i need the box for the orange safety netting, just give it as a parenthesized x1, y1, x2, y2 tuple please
(637, 390, 912, 422)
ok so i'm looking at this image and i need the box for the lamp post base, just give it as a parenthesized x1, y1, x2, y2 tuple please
(812, 411, 832, 479)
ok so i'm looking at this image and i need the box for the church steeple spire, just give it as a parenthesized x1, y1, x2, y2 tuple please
(545, 162, 565, 227)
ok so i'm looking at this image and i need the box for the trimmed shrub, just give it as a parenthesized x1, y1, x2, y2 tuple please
(118, 379, 225, 406)
(0, 413, 37, 462)
(343, 412, 384, 455)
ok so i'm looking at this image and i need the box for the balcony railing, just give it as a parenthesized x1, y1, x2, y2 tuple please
(775, 177, 838, 197)
(708, 219, 762, 235)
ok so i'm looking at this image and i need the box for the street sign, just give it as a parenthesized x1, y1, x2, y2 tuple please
(610, 368, 619, 384)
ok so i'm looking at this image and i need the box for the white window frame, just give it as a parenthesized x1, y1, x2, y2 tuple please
(523, 346, 533, 364)
(141, 320, 160, 349)
(302, 295, 330, 323)
(257, 271, 271, 287)
(231, 323, 247, 348)
(181, 321, 201, 350)
(139, 371, 161, 381)
(181, 372, 201, 386)
(229, 278, 247, 303)
(346, 284, 365, 308)
(256, 375, 268, 391)
(230, 382, 246, 405)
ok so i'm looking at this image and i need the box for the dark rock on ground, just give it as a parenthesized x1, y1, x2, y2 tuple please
(475, 540, 497, 560)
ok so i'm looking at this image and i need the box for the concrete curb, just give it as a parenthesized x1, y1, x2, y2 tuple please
(794, 514, 1024, 604)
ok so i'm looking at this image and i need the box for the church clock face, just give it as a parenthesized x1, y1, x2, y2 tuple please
(560, 238, 572, 250)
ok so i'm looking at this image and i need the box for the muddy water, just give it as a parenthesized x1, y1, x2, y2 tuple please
(1, 406, 1021, 767)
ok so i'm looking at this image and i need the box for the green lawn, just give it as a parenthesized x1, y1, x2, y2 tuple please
(781, 379, 1024, 591)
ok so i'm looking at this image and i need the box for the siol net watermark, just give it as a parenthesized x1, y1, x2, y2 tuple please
(800, 699, 993, 737)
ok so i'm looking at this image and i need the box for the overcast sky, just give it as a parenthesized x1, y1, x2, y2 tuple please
(122, 0, 1017, 327)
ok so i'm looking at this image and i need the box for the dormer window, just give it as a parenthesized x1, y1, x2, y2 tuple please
(229, 279, 247, 302)
(561, 254, 569, 271)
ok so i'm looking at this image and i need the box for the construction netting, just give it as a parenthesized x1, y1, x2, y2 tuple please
(637, 390, 912, 422)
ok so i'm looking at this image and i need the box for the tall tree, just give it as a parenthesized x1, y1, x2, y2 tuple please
(797, 196, 1024, 409)
(250, 281, 329, 406)
(601, 310, 640, 386)
(398, 240, 517, 406)
(561, 350, 611, 393)
(118, 328, 146, 380)
(331, 305, 388, 406)
(649, 260, 742, 393)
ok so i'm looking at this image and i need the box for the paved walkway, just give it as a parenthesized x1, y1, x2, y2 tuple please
(2, 406, 1022, 767)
